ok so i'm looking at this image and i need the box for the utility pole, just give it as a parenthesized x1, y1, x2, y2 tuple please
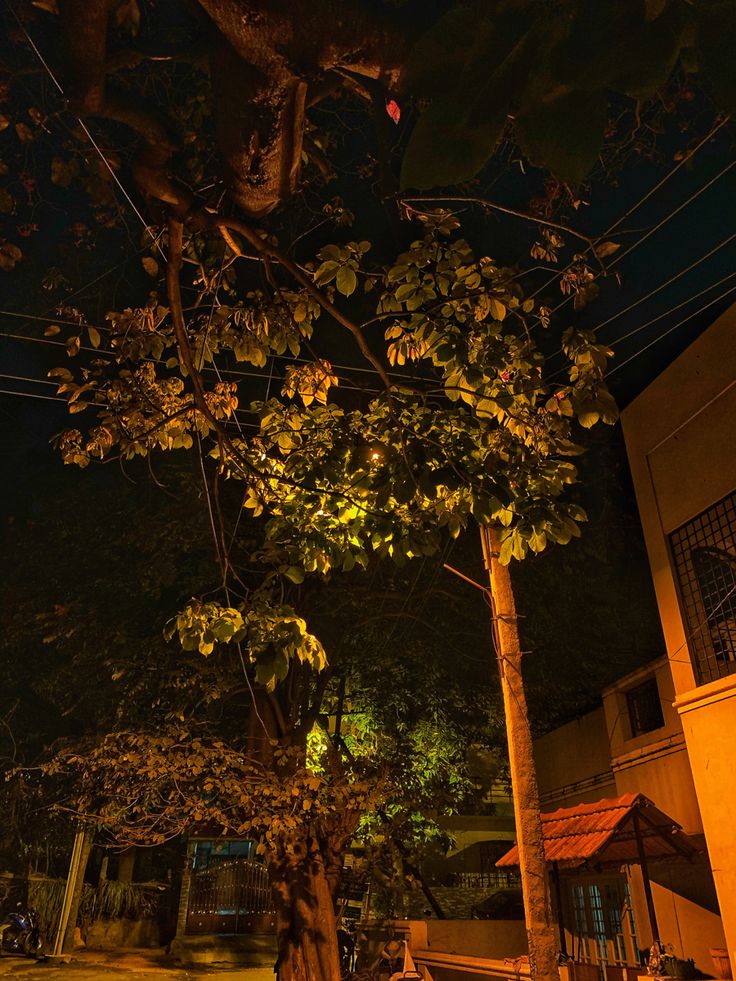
(53, 828, 86, 956)
(479, 525, 559, 981)
(446, 528, 559, 981)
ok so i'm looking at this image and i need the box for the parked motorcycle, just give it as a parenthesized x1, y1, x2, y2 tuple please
(0, 903, 45, 959)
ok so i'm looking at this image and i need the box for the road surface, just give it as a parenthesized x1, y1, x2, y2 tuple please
(0, 949, 274, 981)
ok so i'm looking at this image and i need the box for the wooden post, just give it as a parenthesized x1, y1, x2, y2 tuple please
(481, 525, 560, 981)
(632, 808, 659, 944)
(552, 863, 568, 958)
(53, 829, 85, 956)
(175, 841, 196, 938)
(61, 828, 94, 953)
(117, 848, 136, 883)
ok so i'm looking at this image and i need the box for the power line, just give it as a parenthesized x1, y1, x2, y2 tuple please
(545, 228, 736, 377)
(530, 115, 731, 306)
(597, 234, 736, 335)
(6, 2, 166, 259)
(607, 267, 736, 350)
(607, 280, 736, 378)
(546, 153, 736, 323)
(605, 159, 736, 275)
(0, 313, 413, 389)
(0, 330, 386, 397)
(0, 371, 57, 387)
(0, 387, 69, 404)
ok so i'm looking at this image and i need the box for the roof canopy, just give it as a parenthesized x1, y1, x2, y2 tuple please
(496, 793, 700, 870)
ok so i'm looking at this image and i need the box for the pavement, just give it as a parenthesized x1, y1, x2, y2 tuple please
(0, 949, 275, 981)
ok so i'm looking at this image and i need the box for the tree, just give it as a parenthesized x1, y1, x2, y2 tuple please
(2, 3, 734, 979)
(41, 207, 616, 981)
(3, 459, 501, 967)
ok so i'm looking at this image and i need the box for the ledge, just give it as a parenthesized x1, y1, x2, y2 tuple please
(675, 674, 736, 715)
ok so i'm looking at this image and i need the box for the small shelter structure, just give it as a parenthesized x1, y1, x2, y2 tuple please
(496, 793, 700, 958)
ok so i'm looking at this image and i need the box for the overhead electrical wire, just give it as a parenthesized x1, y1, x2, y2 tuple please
(6, 2, 166, 259)
(607, 267, 736, 351)
(607, 280, 736, 378)
(530, 114, 731, 305)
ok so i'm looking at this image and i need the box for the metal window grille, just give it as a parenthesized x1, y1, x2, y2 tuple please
(669, 491, 736, 685)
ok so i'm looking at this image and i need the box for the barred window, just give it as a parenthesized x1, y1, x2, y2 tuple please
(669, 492, 736, 685)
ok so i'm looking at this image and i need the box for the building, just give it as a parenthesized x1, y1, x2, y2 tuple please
(533, 656, 725, 974)
(621, 302, 736, 966)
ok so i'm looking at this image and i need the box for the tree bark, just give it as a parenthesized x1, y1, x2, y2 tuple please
(269, 834, 342, 981)
(482, 525, 560, 981)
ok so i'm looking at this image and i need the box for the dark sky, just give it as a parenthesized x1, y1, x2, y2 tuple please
(1, 13, 734, 732)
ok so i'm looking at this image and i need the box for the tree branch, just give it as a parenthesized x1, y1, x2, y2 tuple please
(400, 196, 605, 253)
(214, 217, 394, 392)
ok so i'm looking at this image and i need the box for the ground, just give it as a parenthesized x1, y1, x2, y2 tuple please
(0, 950, 274, 981)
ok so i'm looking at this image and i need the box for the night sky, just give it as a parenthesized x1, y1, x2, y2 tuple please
(2, 3, 735, 736)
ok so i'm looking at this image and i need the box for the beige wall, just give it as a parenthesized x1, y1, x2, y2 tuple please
(621, 303, 736, 967)
(677, 679, 736, 964)
(441, 813, 517, 856)
(534, 707, 617, 809)
(627, 865, 726, 973)
(602, 659, 702, 835)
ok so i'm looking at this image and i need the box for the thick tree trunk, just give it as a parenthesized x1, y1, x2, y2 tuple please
(482, 525, 560, 981)
(269, 835, 342, 981)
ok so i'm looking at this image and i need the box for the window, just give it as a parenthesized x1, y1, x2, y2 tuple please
(670, 492, 736, 685)
(626, 677, 664, 737)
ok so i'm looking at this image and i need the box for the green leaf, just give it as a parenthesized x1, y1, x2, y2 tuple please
(547, 0, 686, 101)
(283, 566, 305, 584)
(489, 298, 507, 321)
(401, 5, 488, 99)
(335, 265, 357, 297)
(516, 89, 608, 185)
(400, 98, 507, 190)
(314, 260, 339, 286)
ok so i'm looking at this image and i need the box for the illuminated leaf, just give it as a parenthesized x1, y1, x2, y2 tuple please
(335, 264, 357, 297)
(594, 241, 621, 259)
(142, 256, 159, 277)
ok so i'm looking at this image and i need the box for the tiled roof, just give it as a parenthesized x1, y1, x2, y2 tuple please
(496, 792, 699, 869)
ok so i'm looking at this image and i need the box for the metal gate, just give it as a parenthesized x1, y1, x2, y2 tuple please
(186, 857, 275, 935)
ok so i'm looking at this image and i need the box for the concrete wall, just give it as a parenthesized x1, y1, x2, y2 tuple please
(677, 680, 736, 964)
(627, 863, 726, 974)
(358, 918, 528, 966)
(425, 919, 528, 959)
(602, 658, 703, 836)
(621, 303, 736, 966)
(441, 813, 517, 857)
(534, 707, 617, 809)
(83, 917, 160, 949)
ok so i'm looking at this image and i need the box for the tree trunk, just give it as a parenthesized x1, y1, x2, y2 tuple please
(481, 525, 560, 981)
(269, 835, 342, 981)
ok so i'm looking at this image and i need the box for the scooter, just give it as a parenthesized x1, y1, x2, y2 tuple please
(0, 903, 45, 959)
